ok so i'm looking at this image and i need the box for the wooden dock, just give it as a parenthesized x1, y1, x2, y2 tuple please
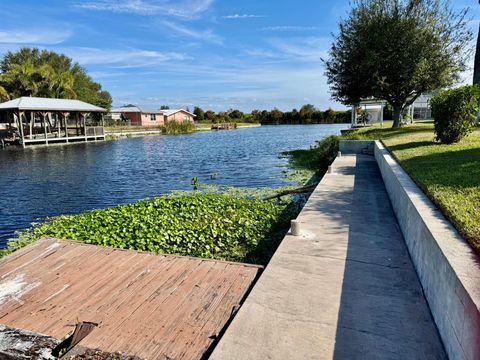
(0, 97, 107, 147)
(0, 237, 261, 359)
(211, 123, 236, 130)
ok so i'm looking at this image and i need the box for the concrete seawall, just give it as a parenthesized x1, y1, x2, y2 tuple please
(211, 152, 445, 359)
(373, 141, 480, 360)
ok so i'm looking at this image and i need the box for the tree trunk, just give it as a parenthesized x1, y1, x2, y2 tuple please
(473, 23, 480, 86)
(392, 106, 402, 128)
(474, 22, 480, 121)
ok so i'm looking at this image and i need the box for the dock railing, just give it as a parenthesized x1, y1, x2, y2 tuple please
(86, 126, 105, 137)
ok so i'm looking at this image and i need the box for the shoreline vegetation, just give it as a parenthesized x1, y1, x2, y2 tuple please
(2, 174, 321, 266)
(105, 121, 347, 140)
(191, 104, 351, 125)
(0, 136, 333, 264)
(105, 122, 262, 139)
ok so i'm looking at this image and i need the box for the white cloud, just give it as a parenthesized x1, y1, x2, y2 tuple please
(61, 47, 189, 67)
(242, 37, 330, 62)
(267, 37, 330, 61)
(0, 29, 72, 45)
(243, 49, 279, 58)
(76, 0, 214, 19)
(222, 14, 265, 19)
(262, 26, 319, 32)
(105, 57, 343, 111)
(163, 21, 223, 44)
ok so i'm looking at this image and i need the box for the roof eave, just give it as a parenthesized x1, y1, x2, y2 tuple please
(0, 106, 107, 112)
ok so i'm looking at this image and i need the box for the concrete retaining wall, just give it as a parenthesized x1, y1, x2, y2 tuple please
(374, 141, 480, 360)
(339, 140, 373, 154)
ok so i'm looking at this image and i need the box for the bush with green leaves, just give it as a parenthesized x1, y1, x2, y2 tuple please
(162, 120, 196, 135)
(431, 85, 480, 144)
(7, 193, 297, 264)
(283, 135, 340, 174)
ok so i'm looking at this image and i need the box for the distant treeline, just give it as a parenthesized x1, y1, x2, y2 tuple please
(192, 104, 352, 124)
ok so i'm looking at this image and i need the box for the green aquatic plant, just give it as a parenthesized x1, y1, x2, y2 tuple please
(162, 121, 196, 135)
(9, 193, 300, 264)
(283, 135, 340, 175)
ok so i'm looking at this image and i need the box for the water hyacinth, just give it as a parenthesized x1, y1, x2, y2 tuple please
(8, 193, 301, 264)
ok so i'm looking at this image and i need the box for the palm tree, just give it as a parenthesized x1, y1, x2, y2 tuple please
(37, 63, 57, 97)
(1, 59, 39, 97)
(54, 71, 76, 99)
(0, 85, 9, 101)
(28, 64, 76, 99)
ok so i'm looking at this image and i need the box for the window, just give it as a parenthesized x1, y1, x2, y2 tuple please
(150, 114, 156, 121)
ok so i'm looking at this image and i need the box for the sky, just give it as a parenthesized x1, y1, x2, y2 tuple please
(0, 0, 479, 112)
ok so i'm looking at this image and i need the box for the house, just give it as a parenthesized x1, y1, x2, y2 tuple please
(161, 109, 196, 123)
(110, 105, 196, 127)
(350, 93, 433, 126)
(109, 105, 165, 127)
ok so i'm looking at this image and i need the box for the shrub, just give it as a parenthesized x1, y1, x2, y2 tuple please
(162, 120, 196, 134)
(284, 135, 340, 173)
(430, 85, 480, 144)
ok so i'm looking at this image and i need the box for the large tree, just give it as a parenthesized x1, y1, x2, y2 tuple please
(0, 48, 111, 109)
(193, 106, 205, 121)
(325, 0, 472, 127)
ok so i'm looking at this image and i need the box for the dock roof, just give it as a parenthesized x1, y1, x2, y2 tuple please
(0, 97, 106, 112)
(0, 237, 261, 359)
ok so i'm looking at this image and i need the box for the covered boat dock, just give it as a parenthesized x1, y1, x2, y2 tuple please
(0, 97, 107, 147)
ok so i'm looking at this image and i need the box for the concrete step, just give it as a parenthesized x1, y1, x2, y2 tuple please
(361, 143, 375, 155)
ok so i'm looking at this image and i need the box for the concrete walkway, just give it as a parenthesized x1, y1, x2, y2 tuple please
(211, 154, 446, 359)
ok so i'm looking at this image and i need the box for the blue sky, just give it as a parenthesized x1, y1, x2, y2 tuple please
(0, 0, 478, 112)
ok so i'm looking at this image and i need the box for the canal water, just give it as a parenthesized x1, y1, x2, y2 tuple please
(0, 124, 346, 247)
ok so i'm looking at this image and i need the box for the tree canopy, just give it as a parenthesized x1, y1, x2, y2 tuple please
(0, 47, 112, 109)
(324, 0, 472, 127)
(192, 105, 352, 124)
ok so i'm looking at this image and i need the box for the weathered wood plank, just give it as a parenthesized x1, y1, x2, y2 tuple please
(0, 238, 261, 359)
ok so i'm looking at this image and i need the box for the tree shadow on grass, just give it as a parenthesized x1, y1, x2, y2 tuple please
(352, 125, 434, 141)
(390, 145, 480, 189)
(386, 140, 436, 151)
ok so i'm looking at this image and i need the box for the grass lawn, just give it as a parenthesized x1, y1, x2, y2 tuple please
(351, 121, 480, 253)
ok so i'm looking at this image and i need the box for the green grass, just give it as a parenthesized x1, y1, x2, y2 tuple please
(351, 121, 480, 253)
(283, 135, 340, 175)
(5, 192, 301, 265)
